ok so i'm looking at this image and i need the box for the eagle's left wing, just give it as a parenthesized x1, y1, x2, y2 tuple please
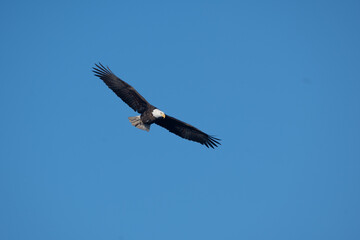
(155, 115, 221, 148)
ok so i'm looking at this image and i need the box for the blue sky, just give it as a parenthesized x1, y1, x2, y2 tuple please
(1, 0, 359, 239)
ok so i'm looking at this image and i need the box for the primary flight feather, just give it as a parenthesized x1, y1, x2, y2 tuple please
(93, 63, 221, 148)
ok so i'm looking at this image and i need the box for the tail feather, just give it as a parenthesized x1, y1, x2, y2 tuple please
(128, 116, 150, 132)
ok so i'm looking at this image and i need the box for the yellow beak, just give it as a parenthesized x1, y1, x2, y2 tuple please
(161, 113, 166, 118)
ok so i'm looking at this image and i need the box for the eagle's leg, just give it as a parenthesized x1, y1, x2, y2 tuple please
(128, 116, 150, 132)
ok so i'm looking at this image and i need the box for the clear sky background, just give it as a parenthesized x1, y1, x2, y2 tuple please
(1, 1, 359, 239)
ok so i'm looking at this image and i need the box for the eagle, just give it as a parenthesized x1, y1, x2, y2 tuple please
(93, 63, 221, 148)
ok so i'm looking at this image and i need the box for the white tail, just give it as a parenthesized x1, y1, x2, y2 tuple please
(128, 116, 150, 132)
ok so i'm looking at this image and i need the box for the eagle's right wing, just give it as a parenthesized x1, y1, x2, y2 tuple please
(93, 63, 150, 113)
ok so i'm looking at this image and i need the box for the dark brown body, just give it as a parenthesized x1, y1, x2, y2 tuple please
(140, 105, 157, 124)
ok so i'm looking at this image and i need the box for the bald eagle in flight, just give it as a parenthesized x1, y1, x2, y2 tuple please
(93, 63, 221, 148)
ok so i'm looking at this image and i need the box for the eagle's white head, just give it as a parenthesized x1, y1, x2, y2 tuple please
(152, 109, 166, 119)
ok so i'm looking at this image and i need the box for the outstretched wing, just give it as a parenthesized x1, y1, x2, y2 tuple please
(155, 115, 221, 148)
(93, 63, 150, 113)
